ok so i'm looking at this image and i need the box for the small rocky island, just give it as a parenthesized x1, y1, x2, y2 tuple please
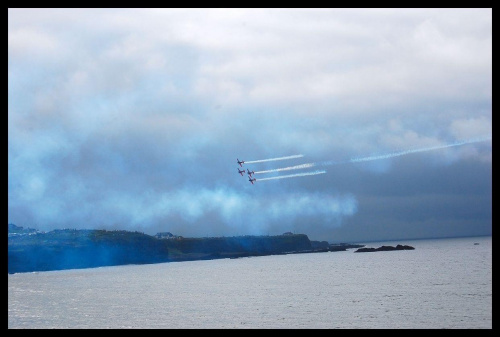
(354, 244, 415, 253)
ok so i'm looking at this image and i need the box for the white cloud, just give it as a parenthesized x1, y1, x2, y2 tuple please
(8, 8, 492, 240)
(8, 28, 61, 58)
(449, 117, 492, 140)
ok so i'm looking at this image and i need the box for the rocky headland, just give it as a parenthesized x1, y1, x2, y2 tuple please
(8, 225, 365, 274)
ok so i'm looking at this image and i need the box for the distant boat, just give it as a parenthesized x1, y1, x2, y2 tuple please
(474, 243, 480, 245)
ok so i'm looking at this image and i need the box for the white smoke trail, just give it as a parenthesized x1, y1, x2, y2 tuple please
(240, 135, 491, 183)
(256, 135, 492, 173)
(324, 134, 492, 166)
(257, 170, 326, 182)
(255, 163, 315, 174)
(245, 154, 304, 164)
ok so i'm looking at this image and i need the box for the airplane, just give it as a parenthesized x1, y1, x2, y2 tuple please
(246, 169, 255, 177)
(238, 168, 245, 176)
(248, 176, 256, 185)
(237, 158, 245, 167)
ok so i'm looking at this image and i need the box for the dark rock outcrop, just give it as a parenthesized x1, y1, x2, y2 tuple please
(354, 244, 415, 253)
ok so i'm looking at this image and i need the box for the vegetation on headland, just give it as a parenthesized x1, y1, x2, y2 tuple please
(8, 224, 364, 274)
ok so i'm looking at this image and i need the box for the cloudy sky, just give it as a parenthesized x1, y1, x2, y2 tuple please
(8, 8, 492, 243)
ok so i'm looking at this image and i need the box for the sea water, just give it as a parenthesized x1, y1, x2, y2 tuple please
(8, 236, 492, 329)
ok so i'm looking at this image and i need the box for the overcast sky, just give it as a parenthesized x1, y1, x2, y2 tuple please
(8, 8, 492, 243)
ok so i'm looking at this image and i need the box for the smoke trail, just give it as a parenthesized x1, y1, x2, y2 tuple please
(323, 134, 492, 166)
(255, 163, 315, 174)
(256, 135, 492, 174)
(245, 154, 304, 164)
(257, 170, 326, 182)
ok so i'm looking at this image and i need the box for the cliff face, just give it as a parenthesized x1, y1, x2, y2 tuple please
(8, 228, 312, 274)
(163, 234, 312, 260)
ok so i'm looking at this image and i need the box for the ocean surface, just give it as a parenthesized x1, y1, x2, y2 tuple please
(8, 236, 492, 329)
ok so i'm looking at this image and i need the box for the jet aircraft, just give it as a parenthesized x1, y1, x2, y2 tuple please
(237, 158, 245, 167)
(238, 168, 245, 176)
(246, 169, 255, 177)
(248, 177, 256, 185)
